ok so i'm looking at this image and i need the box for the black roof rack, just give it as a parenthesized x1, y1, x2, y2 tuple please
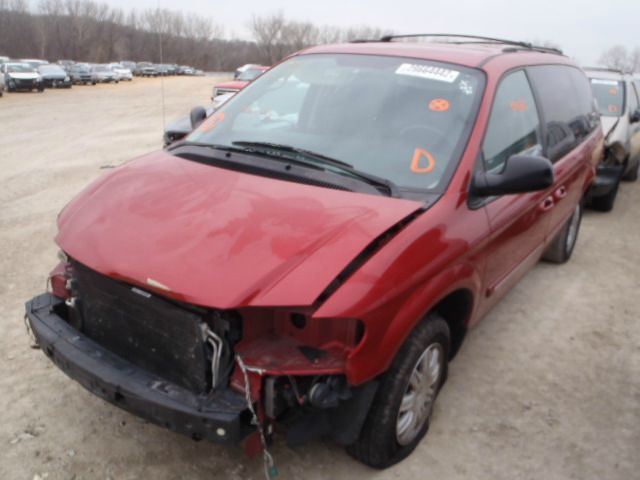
(358, 33, 563, 55)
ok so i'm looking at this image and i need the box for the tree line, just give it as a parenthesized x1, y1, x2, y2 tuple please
(0, 1, 389, 70)
(2, 1, 637, 73)
(598, 45, 640, 73)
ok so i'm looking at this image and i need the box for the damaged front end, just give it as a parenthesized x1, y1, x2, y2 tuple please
(25, 257, 377, 453)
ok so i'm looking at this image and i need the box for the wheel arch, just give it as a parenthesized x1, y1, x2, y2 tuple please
(343, 264, 481, 386)
(430, 288, 474, 359)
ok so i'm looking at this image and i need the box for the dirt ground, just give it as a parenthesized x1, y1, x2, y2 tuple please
(0, 76, 638, 480)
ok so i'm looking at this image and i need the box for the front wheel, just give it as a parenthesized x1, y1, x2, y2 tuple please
(347, 315, 450, 468)
(542, 202, 582, 264)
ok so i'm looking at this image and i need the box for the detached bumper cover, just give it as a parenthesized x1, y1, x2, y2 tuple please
(590, 164, 623, 197)
(25, 293, 252, 444)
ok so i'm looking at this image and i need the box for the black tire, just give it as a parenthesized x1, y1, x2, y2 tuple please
(347, 315, 450, 469)
(590, 177, 620, 212)
(542, 202, 582, 264)
(623, 159, 639, 182)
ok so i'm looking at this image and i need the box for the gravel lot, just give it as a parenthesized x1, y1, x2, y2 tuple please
(0, 76, 638, 480)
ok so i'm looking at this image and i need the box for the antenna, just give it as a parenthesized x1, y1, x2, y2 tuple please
(158, 0, 166, 130)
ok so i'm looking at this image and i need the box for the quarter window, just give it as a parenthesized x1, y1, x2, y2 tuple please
(528, 66, 599, 162)
(482, 70, 541, 173)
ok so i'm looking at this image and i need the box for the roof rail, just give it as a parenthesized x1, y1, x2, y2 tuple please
(368, 33, 563, 55)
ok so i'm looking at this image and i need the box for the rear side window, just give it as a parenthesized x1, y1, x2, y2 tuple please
(482, 70, 541, 173)
(528, 65, 599, 162)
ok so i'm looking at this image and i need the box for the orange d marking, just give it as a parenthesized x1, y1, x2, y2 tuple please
(608, 104, 619, 113)
(429, 98, 450, 112)
(411, 148, 436, 173)
(609, 87, 618, 95)
(510, 100, 528, 112)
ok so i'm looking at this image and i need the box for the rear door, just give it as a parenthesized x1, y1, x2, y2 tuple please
(478, 69, 554, 311)
(527, 65, 600, 238)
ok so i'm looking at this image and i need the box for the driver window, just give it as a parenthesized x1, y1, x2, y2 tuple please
(483, 70, 541, 173)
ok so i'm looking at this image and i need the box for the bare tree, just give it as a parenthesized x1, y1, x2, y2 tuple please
(599, 45, 632, 72)
(250, 12, 286, 64)
(631, 47, 640, 73)
(0, 2, 395, 70)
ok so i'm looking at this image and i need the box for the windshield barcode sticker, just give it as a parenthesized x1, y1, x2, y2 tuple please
(395, 64, 460, 83)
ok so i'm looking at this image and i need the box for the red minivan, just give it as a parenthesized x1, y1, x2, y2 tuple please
(26, 35, 603, 468)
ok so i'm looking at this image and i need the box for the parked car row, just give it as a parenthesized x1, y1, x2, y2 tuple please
(25, 34, 640, 472)
(133, 62, 204, 77)
(0, 57, 204, 95)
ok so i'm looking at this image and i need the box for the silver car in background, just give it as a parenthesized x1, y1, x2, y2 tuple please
(585, 68, 640, 210)
(108, 63, 133, 81)
(91, 64, 119, 83)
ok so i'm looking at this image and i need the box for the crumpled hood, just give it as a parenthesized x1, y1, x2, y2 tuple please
(600, 116, 628, 146)
(57, 151, 422, 308)
(601, 117, 619, 137)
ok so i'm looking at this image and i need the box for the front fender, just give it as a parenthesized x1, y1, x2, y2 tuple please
(346, 263, 481, 385)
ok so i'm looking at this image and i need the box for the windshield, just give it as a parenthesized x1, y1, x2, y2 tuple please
(93, 66, 109, 72)
(238, 68, 266, 81)
(7, 64, 35, 73)
(39, 65, 65, 75)
(187, 54, 485, 193)
(590, 78, 625, 117)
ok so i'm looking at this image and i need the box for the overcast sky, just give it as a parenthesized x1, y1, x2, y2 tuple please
(103, 0, 638, 65)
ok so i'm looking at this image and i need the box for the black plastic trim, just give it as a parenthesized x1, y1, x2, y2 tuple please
(25, 293, 252, 444)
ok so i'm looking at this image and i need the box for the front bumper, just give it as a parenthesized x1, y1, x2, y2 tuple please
(43, 78, 72, 88)
(8, 78, 40, 90)
(25, 293, 252, 444)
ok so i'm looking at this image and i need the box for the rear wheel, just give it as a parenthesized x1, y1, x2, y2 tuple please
(542, 202, 582, 264)
(347, 315, 450, 469)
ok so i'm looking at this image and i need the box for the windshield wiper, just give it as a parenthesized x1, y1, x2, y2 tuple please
(232, 141, 398, 196)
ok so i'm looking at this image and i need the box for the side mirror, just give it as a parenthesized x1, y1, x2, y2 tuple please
(189, 106, 207, 129)
(472, 154, 554, 197)
(630, 108, 640, 123)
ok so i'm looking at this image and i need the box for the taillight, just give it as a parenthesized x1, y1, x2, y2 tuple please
(49, 255, 71, 299)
